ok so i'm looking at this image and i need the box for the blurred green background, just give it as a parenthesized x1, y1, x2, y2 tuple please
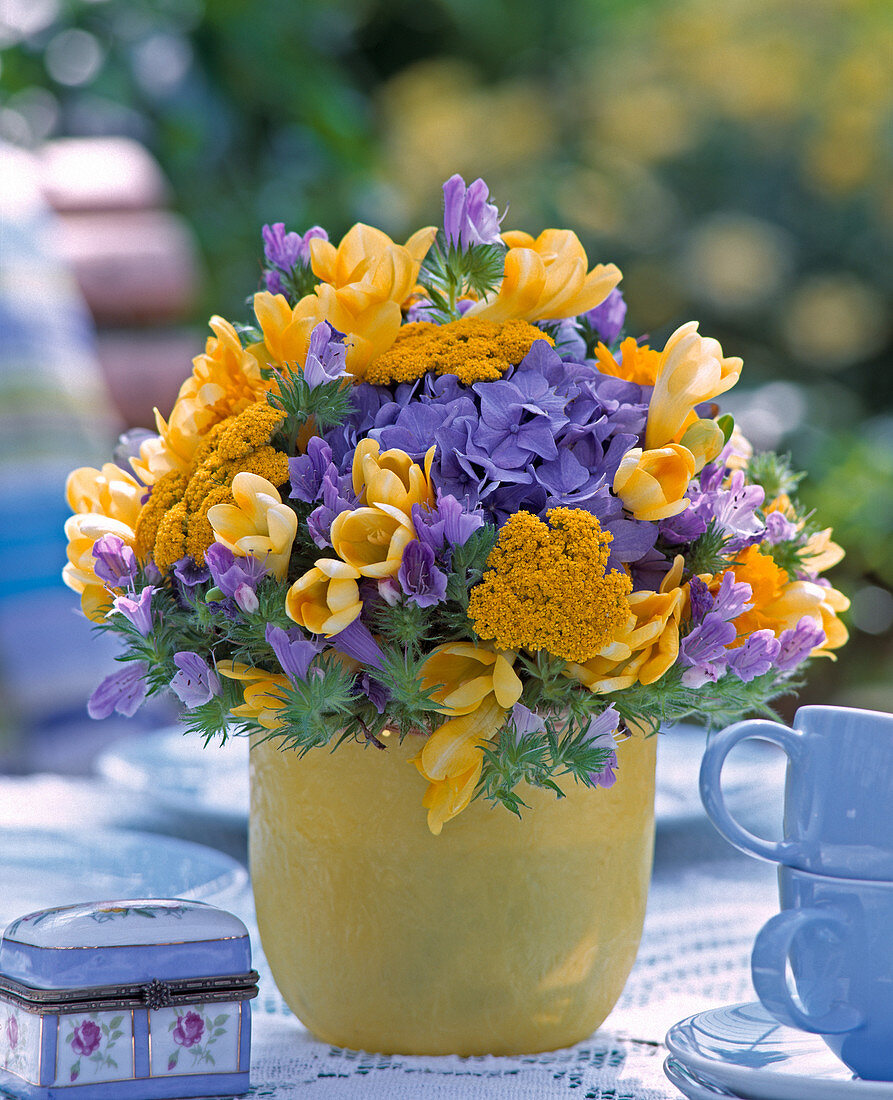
(2, 0, 892, 714)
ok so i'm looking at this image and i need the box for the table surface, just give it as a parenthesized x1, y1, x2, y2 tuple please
(0, 736, 787, 1100)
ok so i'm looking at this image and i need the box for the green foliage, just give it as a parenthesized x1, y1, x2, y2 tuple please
(435, 524, 498, 638)
(747, 452, 805, 502)
(418, 235, 505, 320)
(257, 653, 358, 755)
(266, 365, 355, 452)
(682, 520, 733, 576)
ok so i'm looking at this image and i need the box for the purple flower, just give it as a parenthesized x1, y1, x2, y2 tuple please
(171, 652, 221, 707)
(355, 670, 389, 714)
(584, 288, 627, 345)
(264, 267, 284, 295)
(88, 662, 149, 719)
(289, 437, 335, 504)
(233, 583, 259, 613)
(328, 618, 386, 670)
(680, 615, 738, 686)
(727, 630, 781, 682)
(71, 1019, 102, 1057)
(262, 222, 327, 270)
(173, 557, 211, 587)
(92, 534, 137, 588)
(412, 492, 485, 556)
(585, 707, 620, 788)
(172, 1011, 204, 1049)
(111, 587, 156, 636)
(307, 469, 354, 548)
(265, 624, 321, 684)
(442, 174, 504, 250)
(688, 576, 715, 625)
(303, 323, 348, 388)
(712, 571, 754, 622)
(765, 510, 798, 544)
(397, 540, 448, 608)
(776, 616, 825, 671)
(712, 471, 765, 549)
(205, 543, 267, 599)
(508, 703, 546, 741)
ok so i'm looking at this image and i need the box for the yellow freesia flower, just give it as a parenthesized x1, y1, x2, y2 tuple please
(414, 696, 505, 835)
(285, 558, 362, 635)
(645, 321, 743, 450)
(798, 527, 845, 574)
(329, 507, 416, 579)
(252, 224, 436, 382)
(594, 337, 662, 386)
(418, 641, 522, 715)
(217, 661, 291, 730)
(206, 472, 297, 581)
(351, 439, 436, 515)
(566, 557, 686, 692)
(132, 316, 270, 485)
(466, 229, 622, 324)
(613, 444, 696, 521)
(63, 463, 144, 620)
(679, 419, 726, 472)
(308, 223, 437, 310)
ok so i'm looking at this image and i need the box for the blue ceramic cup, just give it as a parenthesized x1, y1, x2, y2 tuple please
(751, 866, 893, 1081)
(699, 705, 893, 880)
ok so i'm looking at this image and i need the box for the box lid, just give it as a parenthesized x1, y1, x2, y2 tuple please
(0, 899, 252, 993)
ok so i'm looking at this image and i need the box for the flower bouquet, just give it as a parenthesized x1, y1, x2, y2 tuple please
(63, 174, 848, 1054)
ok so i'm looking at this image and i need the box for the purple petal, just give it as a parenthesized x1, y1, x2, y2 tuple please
(170, 651, 221, 707)
(88, 662, 149, 719)
(92, 535, 137, 587)
(584, 288, 627, 345)
(111, 587, 156, 636)
(776, 617, 825, 671)
(265, 624, 322, 684)
(328, 619, 385, 670)
(397, 540, 448, 608)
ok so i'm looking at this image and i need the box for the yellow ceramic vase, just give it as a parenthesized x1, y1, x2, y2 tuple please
(249, 727, 656, 1056)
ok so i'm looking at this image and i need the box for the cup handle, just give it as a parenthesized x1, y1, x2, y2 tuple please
(698, 719, 802, 863)
(751, 908, 863, 1034)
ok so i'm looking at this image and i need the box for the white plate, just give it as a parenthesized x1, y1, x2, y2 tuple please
(665, 1003, 893, 1100)
(655, 724, 786, 828)
(96, 727, 249, 825)
(0, 827, 248, 928)
(665, 1057, 740, 1098)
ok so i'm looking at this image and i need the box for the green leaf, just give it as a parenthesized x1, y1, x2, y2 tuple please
(717, 413, 735, 444)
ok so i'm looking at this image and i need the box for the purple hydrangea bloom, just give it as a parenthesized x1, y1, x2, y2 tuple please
(397, 540, 448, 608)
(289, 436, 336, 503)
(303, 323, 348, 388)
(265, 624, 321, 684)
(92, 534, 137, 588)
(585, 706, 621, 788)
(307, 468, 355, 548)
(170, 652, 221, 707)
(205, 543, 267, 599)
(776, 617, 825, 671)
(584, 288, 627, 345)
(111, 587, 156, 636)
(88, 661, 149, 719)
(727, 630, 781, 682)
(442, 174, 504, 250)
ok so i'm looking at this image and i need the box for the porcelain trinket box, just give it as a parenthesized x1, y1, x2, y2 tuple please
(0, 898, 258, 1099)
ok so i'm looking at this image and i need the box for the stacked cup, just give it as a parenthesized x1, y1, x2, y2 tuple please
(699, 705, 893, 1082)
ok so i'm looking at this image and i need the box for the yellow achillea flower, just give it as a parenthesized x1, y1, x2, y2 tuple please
(613, 444, 697, 522)
(285, 558, 363, 636)
(418, 642, 523, 715)
(594, 337, 663, 386)
(723, 545, 849, 657)
(135, 403, 288, 571)
(217, 661, 291, 730)
(207, 471, 297, 582)
(466, 229, 621, 324)
(132, 316, 271, 485)
(363, 318, 552, 386)
(566, 556, 686, 692)
(63, 463, 145, 620)
(414, 696, 507, 835)
(646, 321, 743, 450)
(467, 508, 632, 665)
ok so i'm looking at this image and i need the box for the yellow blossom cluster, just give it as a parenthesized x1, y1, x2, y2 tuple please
(468, 508, 632, 664)
(363, 317, 552, 385)
(135, 401, 288, 572)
